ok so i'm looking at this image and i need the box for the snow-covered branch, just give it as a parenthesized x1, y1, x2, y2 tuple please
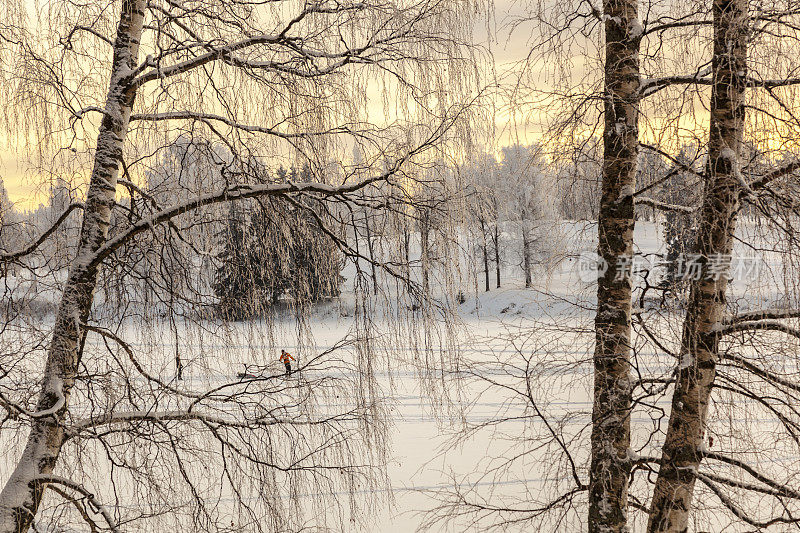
(131, 33, 284, 87)
(717, 319, 800, 340)
(640, 64, 712, 97)
(641, 72, 800, 98)
(69, 410, 352, 433)
(747, 159, 800, 191)
(34, 475, 119, 533)
(129, 111, 363, 139)
(634, 197, 695, 213)
(726, 308, 800, 324)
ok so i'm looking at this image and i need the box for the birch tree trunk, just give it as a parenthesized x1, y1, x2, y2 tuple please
(480, 217, 490, 292)
(522, 226, 532, 288)
(420, 207, 430, 297)
(521, 208, 533, 289)
(493, 222, 501, 289)
(588, 0, 640, 531)
(0, 0, 144, 529)
(647, 0, 747, 530)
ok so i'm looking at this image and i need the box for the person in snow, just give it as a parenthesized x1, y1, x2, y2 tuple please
(279, 350, 295, 376)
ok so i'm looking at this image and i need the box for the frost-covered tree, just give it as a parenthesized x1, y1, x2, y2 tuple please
(557, 138, 602, 221)
(461, 152, 500, 292)
(0, 0, 481, 531)
(498, 144, 556, 288)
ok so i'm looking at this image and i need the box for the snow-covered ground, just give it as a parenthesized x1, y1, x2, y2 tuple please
(3, 219, 798, 532)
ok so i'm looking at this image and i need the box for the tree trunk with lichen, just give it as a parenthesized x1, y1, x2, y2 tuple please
(588, 0, 640, 531)
(0, 1, 144, 530)
(646, 0, 747, 530)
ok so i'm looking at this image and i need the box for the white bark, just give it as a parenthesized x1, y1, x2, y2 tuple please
(0, 1, 145, 530)
(647, 0, 748, 530)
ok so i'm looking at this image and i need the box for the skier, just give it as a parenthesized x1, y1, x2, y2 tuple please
(279, 349, 295, 376)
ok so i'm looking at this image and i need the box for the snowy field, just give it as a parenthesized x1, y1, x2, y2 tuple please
(3, 220, 797, 532)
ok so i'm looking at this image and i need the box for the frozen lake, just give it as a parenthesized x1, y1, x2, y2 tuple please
(3, 221, 799, 532)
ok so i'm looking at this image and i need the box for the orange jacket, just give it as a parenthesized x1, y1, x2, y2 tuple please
(279, 352, 295, 364)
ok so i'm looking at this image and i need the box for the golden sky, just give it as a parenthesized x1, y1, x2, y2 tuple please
(2, 0, 797, 209)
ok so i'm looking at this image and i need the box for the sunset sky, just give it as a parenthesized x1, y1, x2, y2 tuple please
(0, 1, 548, 209)
(1, 0, 797, 210)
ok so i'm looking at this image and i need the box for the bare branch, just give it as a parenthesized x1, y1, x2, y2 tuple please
(34, 476, 119, 533)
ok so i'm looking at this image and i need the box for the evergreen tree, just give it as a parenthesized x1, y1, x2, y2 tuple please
(213, 203, 253, 319)
(214, 166, 343, 318)
(249, 166, 343, 304)
(659, 146, 700, 292)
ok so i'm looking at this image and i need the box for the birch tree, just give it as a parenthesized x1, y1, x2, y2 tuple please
(421, 0, 800, 529)
(589, 2, 640, 530)
(0, 0, 480, 531)
(646, 0, 800, 529)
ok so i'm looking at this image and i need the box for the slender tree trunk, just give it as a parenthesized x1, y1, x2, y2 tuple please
(647, 1, 746, 530)
(403, 223, 411, 271)
(364, 209, 378, 295)
(480, 217, 490, 292)
(588, 0, 640, 531)
(0, 1, 144, 530)
(420, 208, 430, 297)
(493, 198, 501, 288)
(493, 221, 501, 289)
(521, 217, 532, 289)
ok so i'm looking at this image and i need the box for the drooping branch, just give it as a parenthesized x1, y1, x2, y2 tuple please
(33, 476, 119, 533)
(523, 358, 585, 491)
(91, 110, 460, 270)
(83, 324, 205, 400)
(46, 484, 103, 533)
(704, 451, 800, 500)
(638, 142, 705, 180)
(721, 353, 800, 396)
(697, 474, 798, 529)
